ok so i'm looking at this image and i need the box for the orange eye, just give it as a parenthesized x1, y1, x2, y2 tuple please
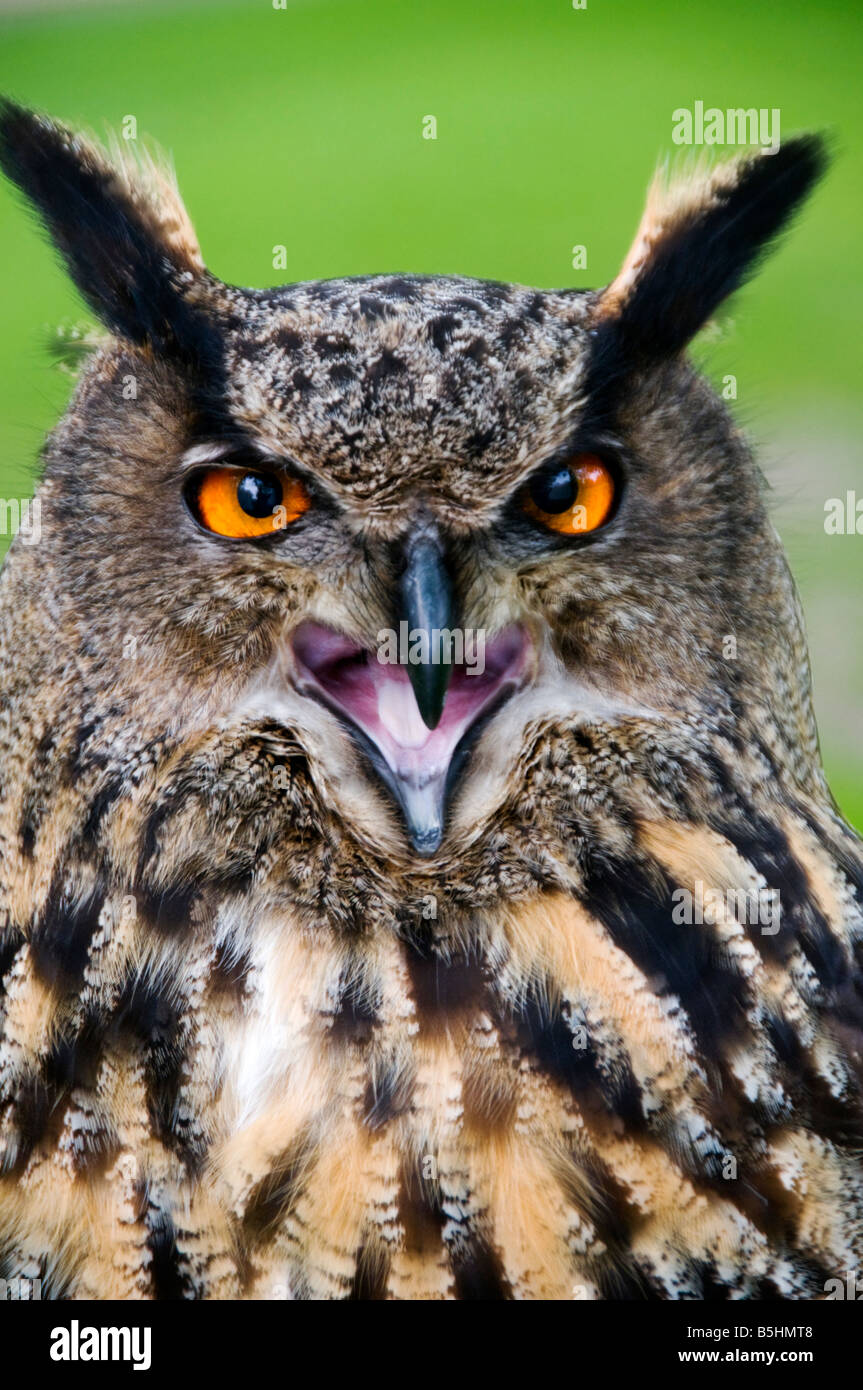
(522, 453, 615, 535)
(192, 467, 310, 539)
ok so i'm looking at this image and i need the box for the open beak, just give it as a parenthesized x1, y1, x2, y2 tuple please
(290, 529, 530, 855)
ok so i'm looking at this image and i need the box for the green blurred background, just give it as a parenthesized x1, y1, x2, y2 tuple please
(0, 0, 860, 823)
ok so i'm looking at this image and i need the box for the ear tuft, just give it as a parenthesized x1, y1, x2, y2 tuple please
(100, 132, 204, 276)
(0, 97, 212, 362)
(594, 135, 829, 362)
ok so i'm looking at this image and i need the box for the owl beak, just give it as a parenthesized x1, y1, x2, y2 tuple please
(290, 621, 531, 858)
(290, 498, 525, 858)
(398, 522, 455, 730)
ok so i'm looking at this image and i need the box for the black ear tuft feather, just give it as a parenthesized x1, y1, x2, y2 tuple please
(592, 135, 829, 375)
(0, 97, 219, 369)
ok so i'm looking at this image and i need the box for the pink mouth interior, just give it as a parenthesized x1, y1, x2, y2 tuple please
(291, 622, 529, 851)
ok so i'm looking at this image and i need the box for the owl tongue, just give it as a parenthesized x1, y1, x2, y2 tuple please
(377, 679, 435, 749)
(291, 623, 529, 856)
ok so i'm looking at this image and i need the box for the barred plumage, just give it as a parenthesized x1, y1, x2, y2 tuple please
(0, 100, 861, 1299)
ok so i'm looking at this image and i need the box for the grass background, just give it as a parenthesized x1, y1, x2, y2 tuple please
(0, 0, 860, 823)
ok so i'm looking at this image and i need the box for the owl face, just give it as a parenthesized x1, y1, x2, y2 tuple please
(36, 273, 733, 858)
(0, 102, 826, 864)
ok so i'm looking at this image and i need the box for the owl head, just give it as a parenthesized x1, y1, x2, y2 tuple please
(0, 101, 826, 866)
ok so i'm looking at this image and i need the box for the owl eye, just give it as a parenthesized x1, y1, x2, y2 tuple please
(191, 466, 311, 539)
(522, 453, 615, 535)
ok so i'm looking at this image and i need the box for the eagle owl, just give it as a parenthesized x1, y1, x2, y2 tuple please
(0, 99, 861, 1303)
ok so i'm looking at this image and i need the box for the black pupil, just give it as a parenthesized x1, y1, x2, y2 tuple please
(529, 464, 576, 514)
(236, 472, 283, 518)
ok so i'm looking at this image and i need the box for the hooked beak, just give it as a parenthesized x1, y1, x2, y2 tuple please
(290, 528, 531, 856)
(398, 521, 456, 730)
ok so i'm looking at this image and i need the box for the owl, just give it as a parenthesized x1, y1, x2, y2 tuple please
(0, 98, 861, 1304)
